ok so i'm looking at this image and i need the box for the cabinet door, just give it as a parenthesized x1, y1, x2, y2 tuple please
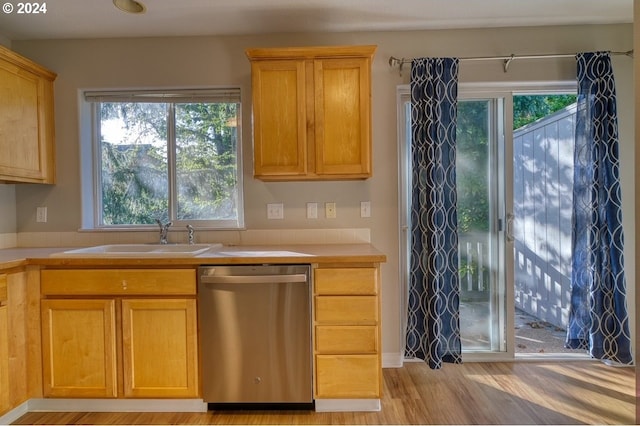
(0, 304, 9, 414)
(314, 57, 371, 177)
(0, 48, 56, 183)
(251, 60, 308, 178)
(41, 299, 117, 398)
(122, 299, 199, 398)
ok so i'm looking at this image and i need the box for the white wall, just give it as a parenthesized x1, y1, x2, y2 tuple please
(0, 186, 16, 233)
(0, 34, 10, 48)
(11, 23, 634, 359)
(0, 32, 16, 235)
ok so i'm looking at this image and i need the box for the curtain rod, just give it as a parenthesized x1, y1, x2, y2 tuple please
(388, 50, 633, 75)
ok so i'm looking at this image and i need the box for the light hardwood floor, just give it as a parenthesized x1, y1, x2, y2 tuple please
(14, 361, 635, 425)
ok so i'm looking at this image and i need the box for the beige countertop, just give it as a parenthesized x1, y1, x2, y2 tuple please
(0, 244, 386, 269)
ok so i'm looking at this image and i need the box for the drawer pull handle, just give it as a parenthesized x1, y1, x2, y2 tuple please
(200, 274, 307, 284)
(122, 280, 128, 290)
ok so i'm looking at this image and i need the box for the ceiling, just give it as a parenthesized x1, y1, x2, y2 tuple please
(0, 0, 633, 41)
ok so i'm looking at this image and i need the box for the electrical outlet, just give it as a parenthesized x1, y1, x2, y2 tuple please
(325, 202, 336, 219)
(360, 201, 371, 218)
(36, 206, 47, 223)
(306, 202, 318, 219)
(266, 203, 284, 219)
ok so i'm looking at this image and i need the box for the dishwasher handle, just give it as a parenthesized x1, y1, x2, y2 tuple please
(200, 274, 308, 285)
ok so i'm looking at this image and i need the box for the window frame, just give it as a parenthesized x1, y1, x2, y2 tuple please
(80, 87, 245, 231)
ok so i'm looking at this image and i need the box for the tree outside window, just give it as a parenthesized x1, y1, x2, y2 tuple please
(90, 89, 243, 228)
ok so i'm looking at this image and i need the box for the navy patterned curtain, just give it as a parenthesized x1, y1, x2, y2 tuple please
(405, 57, 462, 369)
(566, 52, 633, 364)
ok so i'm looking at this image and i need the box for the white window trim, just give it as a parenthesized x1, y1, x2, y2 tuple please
(78, 87, 245, 231)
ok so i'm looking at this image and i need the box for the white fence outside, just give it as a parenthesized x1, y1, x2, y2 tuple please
(457, 104, 576, 328)
(513, 104, 576, 328)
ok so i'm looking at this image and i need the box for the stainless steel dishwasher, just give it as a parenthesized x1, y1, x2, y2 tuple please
(198, 264, 313, 408)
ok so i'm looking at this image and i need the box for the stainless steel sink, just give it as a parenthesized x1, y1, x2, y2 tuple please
(50, 243, 220, 257)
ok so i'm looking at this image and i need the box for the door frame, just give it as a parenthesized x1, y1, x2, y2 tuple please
(397, 81, 577, 362)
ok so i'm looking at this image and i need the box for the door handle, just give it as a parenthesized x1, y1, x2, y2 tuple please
(506, 212, 515, 243)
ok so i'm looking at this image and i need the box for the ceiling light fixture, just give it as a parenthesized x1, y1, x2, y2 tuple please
(113, 0, 146, 14)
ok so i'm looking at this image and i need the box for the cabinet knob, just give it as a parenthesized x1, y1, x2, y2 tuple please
(122, 280, 128, 290)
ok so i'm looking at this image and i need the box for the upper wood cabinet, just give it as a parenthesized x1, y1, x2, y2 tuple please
(0, 45, 56, 184)
(246, 45, 376, 181)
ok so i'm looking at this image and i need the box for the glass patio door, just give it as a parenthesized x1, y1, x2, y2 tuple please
(456, 96, 510, 354)
(398, 87, 513, 358)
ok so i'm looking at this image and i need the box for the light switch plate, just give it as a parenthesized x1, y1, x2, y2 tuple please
(360, 201, 371, 218)
(267, 203, 284, 219)
(306, 202, 318, 219)
(36, 206, 48, 223)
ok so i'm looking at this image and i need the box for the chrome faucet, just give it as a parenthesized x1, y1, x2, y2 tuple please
(155, 219, 172, 244)
(186, 224, 195, 245)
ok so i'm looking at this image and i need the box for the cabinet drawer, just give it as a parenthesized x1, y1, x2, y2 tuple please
(315, 325, 377, 354)
(41, 269, 196, 296)
(315, 355, 379, 398)
(315, 268, 377, 295)
(315, 296, 377, 324)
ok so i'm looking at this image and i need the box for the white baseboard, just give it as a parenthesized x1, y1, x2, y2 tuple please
(26, 398, 208, 412)
(382, 352, 404, 368)
(314, 399, 381, 412)
(2, 397, 383, 416)
(0, 400, 29, 425)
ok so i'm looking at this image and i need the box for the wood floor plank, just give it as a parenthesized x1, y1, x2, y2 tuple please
(13, 361, 635, 425)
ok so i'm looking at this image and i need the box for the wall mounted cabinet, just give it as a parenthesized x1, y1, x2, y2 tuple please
(0, 45, 56, 184)
(246, 45, 376, 181)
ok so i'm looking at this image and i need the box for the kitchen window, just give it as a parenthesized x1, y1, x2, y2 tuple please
(81, 88, 244, 229)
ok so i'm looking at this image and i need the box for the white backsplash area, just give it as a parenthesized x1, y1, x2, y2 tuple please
(16, 228, 371, 248)
(0, 233, 17, 249)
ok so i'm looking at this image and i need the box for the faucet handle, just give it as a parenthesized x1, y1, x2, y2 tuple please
(186, 224, 195, 245)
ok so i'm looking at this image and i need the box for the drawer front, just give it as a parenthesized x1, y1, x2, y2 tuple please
(315, 325, 377, 354)
(41, 269, 196, 296)
(315, 296, 377, 324)
(315, 268, 377, 295)
(315, 355, 380, 398)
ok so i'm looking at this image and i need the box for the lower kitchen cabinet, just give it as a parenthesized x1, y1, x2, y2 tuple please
(41, 299, 118, 398)
(122, 299, 198, 398)
(0, 275, 10, 413)
(40, 269, 199, 399)
(315, 355, 380, 398)
(313, 266, 381, 399)
(0, 268, 40, 416)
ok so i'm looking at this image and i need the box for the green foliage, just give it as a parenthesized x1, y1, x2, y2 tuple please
(513, 94, 577, 130)
(455, 94, 576, 235)
(456, 100, 490, 234)
(99, 101, 239, 226)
